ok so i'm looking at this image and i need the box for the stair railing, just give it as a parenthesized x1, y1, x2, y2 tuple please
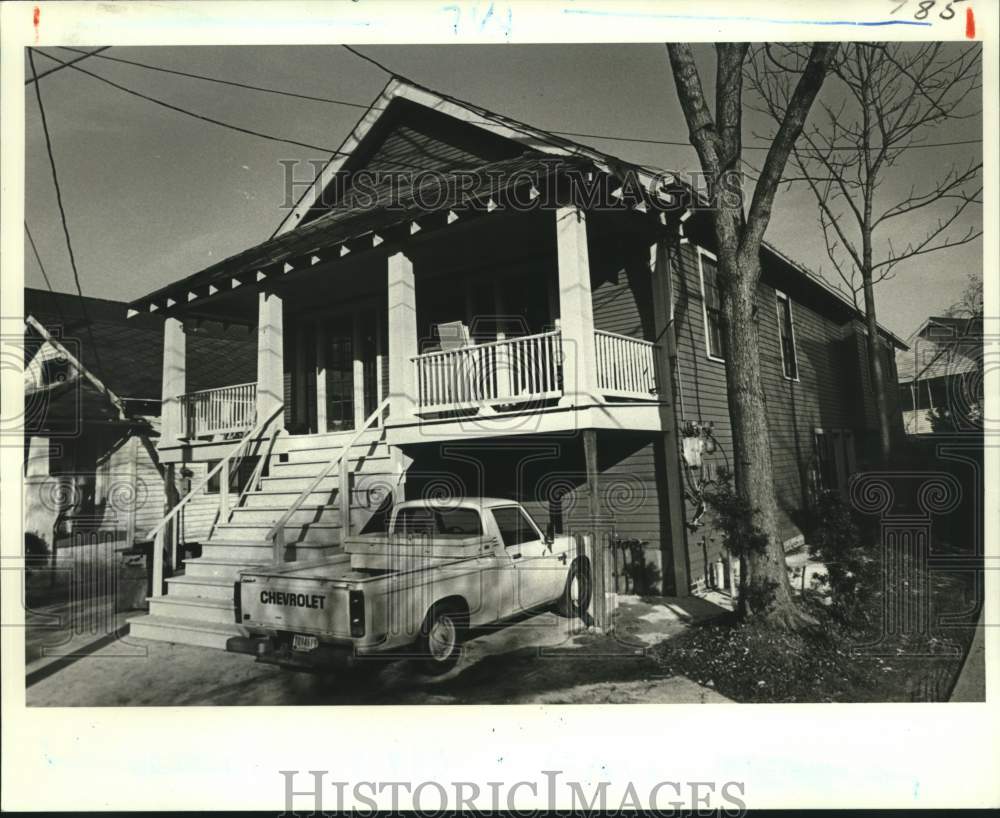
(269, 397, 390, 565)
(147, 404, 284, 597)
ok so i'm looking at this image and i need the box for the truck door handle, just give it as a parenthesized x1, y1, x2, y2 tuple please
(511, 553, 522, 560)
(557, 553, 567, 564)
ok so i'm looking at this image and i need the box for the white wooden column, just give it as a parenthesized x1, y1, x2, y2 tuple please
(352, 314, 365, 429)
(256, 289, 284, 426)
(387, 251, 418, 420)
(294, 325, 308, 429)
(556, 206, 601, 406)
(316, 321, 327, 432)
(160, 316, 186, 443)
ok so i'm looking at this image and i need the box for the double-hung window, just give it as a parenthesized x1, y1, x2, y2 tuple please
(697, 249, 724, 361)
(775, 290, 798, 380)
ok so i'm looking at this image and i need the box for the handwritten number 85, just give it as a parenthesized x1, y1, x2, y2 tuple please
(892, 0, 966, 19)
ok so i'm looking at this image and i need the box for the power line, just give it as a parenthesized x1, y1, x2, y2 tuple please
(25, 47, 110, 85)
(24, 221, 58, 295)
(31, 49, 345, 155)
(57, 47, 374, 111)
(56, 46, 983, 152)
(27, 49, 104, 375)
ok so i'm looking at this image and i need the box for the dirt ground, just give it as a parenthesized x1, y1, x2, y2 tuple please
(25, 596, 733, 706)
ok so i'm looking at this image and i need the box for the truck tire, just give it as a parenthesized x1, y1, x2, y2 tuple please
(417, 603, 465, 674)
(557, 559, 592, 619)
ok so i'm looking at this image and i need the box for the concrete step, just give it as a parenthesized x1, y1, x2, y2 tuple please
(268, 455, 389, 478)
(184, 556, 273, 580)
(280, 431, 385, 453)
(258, 471, 394, 495)
(227, 504, 341, 526)
(148, 594, 236, 626)
(199, 541, 343, 561)
(127, 613, 243, 650)
(211, 520, 342, 545)
(165, 574, 236, 602)
(240, 488, 339, 509)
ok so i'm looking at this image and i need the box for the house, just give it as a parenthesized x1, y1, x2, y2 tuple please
(896, 315, 983, 435)
(22, 288, 256, 593)
(123, 78, 906, 648)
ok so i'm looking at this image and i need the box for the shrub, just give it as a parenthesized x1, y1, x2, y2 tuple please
(807, 490, 878, 624)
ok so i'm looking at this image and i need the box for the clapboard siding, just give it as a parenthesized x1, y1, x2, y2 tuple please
(669, 237, 893, 587)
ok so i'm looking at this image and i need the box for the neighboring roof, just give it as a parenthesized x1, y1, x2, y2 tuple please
(896, 314, 981, 384)
(25, 288, 257, 402)
(26, 288, 165, 401)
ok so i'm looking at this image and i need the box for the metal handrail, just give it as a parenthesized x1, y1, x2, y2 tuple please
(269, 397, 390, 563)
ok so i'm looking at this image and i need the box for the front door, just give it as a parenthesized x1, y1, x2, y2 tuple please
(324, 319, 355, 431)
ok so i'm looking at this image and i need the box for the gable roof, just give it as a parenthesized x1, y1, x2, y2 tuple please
(128, 76, 905, 349)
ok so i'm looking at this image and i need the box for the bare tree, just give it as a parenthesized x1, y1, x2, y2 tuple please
(748, 42, 982, 461)
(666, 43, 837, 629)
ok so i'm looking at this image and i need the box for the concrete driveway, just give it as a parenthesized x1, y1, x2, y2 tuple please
(26, 596, 732, 706)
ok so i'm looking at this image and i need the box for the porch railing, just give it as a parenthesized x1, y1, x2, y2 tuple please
(595, 330, 658, 400)
(413, 330, 563, 413)
(182, 381, 256, 438)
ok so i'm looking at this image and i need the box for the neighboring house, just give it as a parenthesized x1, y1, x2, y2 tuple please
(124, 78, 906, 648)
(896, 315, 983, 435)
(22, 288, 256, 560)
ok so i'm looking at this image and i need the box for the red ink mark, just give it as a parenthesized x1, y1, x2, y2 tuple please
(33, 6, 40, 42)
(966, 7, 975, 38)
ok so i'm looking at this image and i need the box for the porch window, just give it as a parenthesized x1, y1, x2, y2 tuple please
(697, 249, 724, 361)
(775, 290, 798, 380)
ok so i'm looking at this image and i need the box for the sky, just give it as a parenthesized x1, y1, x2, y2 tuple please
(23, 43, 983, 339)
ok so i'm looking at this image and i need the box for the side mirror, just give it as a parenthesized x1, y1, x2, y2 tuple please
(545, 520, 556, 544)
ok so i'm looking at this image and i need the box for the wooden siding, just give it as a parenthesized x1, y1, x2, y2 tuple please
(401, 431, 679, 594)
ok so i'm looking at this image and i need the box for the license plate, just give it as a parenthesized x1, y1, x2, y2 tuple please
(292, 634, 319, 652)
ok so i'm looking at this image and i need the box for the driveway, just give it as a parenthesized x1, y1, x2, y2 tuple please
(26, 596, 732, 706)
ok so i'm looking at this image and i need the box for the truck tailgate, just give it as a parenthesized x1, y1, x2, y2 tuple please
(239, 573, 352, 637)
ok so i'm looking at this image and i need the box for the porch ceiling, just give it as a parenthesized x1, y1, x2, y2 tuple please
(128, 153, 593, 318)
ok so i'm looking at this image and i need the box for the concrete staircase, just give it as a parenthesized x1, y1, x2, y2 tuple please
(128, 430, 396, 649)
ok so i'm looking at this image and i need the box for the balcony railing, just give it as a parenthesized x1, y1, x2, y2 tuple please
(412, 328, 659, 414)
(182, 381, 257, 438)
(413, 330, 563, 414)
(595, 330, 658, 399)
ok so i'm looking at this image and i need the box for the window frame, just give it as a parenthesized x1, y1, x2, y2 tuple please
(696, 247, 725, 363)
(774, 289, 800, 381)
(491, 505, 543, 549)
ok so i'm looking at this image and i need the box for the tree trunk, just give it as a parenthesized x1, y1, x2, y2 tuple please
(861, 273, 893, 462)
(720, 256, 808, 628)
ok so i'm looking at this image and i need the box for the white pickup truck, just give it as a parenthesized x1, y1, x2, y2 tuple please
(227, 498, 592, 673)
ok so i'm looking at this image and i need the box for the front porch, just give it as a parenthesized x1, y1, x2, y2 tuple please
(154, 205, 665, 458)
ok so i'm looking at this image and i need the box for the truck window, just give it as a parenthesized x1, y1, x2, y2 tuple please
(394, 506, 482, 536)
(492, 506, 538, 548)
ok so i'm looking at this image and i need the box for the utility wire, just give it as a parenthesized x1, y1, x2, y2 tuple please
(25, 47, 110, 84)
(31, 49, 345, 155)
(27, 49, 105, 375)
(57, 46, 374, 110)
(56, 45, 983, 152)
(24, 220, 71, 332)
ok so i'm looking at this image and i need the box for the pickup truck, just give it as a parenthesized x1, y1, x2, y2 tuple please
(226, 498, 592, 674)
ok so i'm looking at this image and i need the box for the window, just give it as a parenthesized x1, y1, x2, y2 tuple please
(394, 506, 483, 536)
(697, 250, 724, 361)
(492, 506, 540, 548)
(775, 291, 798, 380)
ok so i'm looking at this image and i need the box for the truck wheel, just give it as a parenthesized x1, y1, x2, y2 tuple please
(418, 604, 465, 674)
(557, 560, 592, 619)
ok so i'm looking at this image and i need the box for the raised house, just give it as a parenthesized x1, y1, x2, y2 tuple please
(126, 78, 906, 648)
